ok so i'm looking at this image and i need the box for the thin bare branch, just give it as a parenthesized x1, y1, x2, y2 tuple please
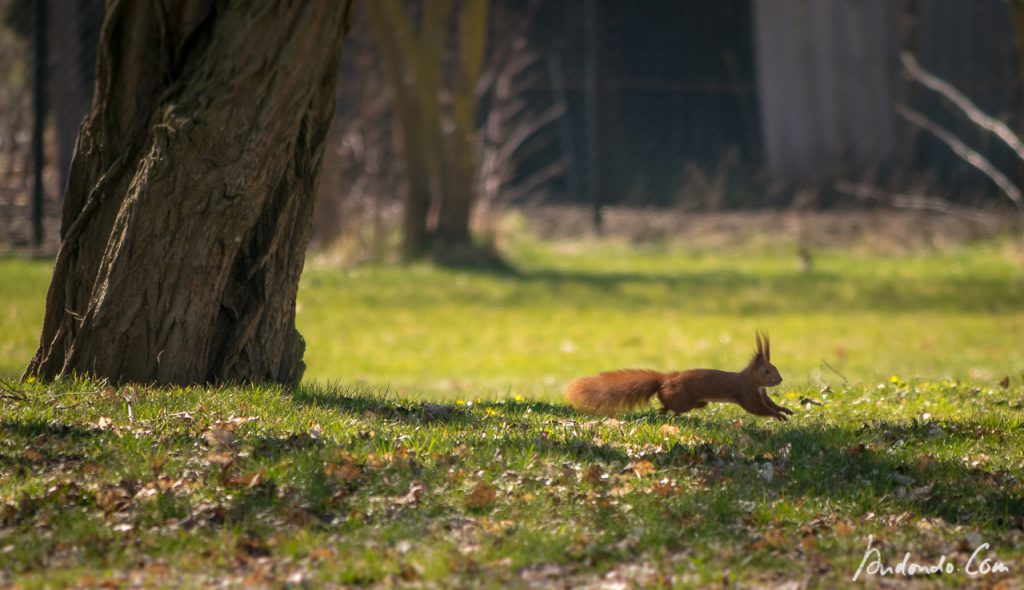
(901, 51, 1024, 161)
(502, 160, 565, 202)
(895, 104, 1023, 209)
(498, 103, 566, 163)
(835, 180, 992, 222)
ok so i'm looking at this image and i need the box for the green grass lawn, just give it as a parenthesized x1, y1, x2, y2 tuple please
(5, 236, 1024, 391)
(298, 237, 1024, 398)
(1, 235, 1023, 587)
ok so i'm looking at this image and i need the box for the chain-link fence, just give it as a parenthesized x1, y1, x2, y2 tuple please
(1, 0, 102, 252)
(2, 0, 1022, 254)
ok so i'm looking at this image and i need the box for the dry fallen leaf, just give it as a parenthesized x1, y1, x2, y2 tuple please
(630, 460, 656, 477)
(95, 485, 130, 512)
(833, 520, 855, 536)
(586, 464, 605, 485)
(907, 482, 935, 502)
(651, 478, 678, 497)
(393, 484, 424, 506)
(82, 462, 104, 474)
(609, 483, 633, 497)
(204, 427, 234, 448)
(212, 416, 259, 430)
(23, 449, 44, 462)
(325, 461, 363, 483)
(205, 450, 235, 465)
(465, 482, 497, 510)
(763, 530, 787, 548)
(227, 469, 266, 489)
(844, 443, 869, 456)
(658, 424, 681, 437)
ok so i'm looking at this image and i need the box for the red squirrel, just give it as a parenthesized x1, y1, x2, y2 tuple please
(565, 332, 793, 421)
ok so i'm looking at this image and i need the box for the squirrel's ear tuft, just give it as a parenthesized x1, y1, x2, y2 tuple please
(755, 330, 770, 362)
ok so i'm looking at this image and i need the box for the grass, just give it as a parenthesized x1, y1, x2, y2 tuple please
(301, 236, 1024, 396)
(1, 378, 1021, 587)
(1, 234, 1023, 587)
(4, 236, 1024, 390)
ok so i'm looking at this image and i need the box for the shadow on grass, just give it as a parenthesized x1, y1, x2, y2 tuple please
(290, 386, 1022, 527)
(688, 419, 1022, 529)
(516, 269, 1023, 314)
(290, 386, 581, 424)
(290, 386, 628, 464)
(4, 392, 1020, 533)
(385, 265, 1022, 314)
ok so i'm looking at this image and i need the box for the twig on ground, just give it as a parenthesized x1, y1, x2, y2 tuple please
(821, 360, 849, 384)
(123, 391, 135, 424)
(0, 380, 27, 402)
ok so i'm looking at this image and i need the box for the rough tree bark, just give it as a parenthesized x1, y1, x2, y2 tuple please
(25, 0, 353, 385)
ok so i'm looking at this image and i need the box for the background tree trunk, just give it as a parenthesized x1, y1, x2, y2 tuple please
(26, 0, 353, 385)
(367, 0, 490, 261)
(435, 0, 489, 255)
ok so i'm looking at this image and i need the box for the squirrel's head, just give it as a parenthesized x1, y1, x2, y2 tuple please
(748, 331, 783, 387)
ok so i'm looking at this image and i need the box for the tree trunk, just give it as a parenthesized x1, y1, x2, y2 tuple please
(365, 0, 447, 260)
(434, 140, 474, 252)
(25, 0, 353, 385)
(436, 0, 488, 255)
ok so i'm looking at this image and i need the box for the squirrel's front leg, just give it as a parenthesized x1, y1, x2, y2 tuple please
(738, 391, 787, 421)
(759, 388, 794, 416)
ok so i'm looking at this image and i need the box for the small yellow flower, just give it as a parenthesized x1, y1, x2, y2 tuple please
(455, 399, 466, 406)
(889, 375, 901, 384)
(512, 394, 524, 402)
(25, 375, 37, 384)
(486, 408, 498, 416)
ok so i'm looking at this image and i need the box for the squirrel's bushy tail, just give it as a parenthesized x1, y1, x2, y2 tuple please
(565, 369, 665, 415)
